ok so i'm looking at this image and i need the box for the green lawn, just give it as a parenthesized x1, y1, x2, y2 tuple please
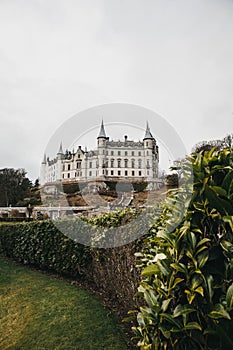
(0, 256, 128, 350)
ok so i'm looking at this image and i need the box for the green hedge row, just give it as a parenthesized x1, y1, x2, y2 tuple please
(0, 212, 144, 327)
(0, 220, 91, 278)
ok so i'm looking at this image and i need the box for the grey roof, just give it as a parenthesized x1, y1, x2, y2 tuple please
(97, 120, 107, 138)
(143, 122, 154, 140)
(106, 140, 143, 148)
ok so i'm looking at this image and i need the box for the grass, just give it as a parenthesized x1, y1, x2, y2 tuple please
(0, 256, 128, 350)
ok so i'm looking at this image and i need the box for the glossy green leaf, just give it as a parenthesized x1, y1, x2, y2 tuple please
(141, 264, 160, 277)
(170, 262, 187, 275)
(208, 304, 231, 320)
(197, 250, 209, 268)
(184, 322, 202, 331)
(173, 304, 196, 318)
(161, 298, 172, 312)
(226, 283, 233, 310)
(196, 238, 211, 248)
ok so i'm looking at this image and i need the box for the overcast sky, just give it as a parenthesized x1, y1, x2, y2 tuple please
(0, 0, 233, 180)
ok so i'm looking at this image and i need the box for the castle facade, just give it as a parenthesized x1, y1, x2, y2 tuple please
(40, 121, 159, 186)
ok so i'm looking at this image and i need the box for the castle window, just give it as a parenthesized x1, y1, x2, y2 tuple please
(78, 154, 80, 158)
(125, 170, 128, 176)
(125, 151, 128, 156)
(80, 172, 82, 176)
(138, 159, 142, 169)
(67, 173, 70, 178)
(132, 170, 135, 176)
(111, 159, 114, 168)
(89, 171, 92, 176)
(111, 150, 114, 156)
(77, 162, 81, 169)
(124, 159, 128, 168)
(147, 160, 150, 168)
(147, 151, 149, 155)
(111, 170, 114, 175)
(147, 170, 149, 175)
(118, 170, 121, 176)
(68, 164, 71, 171)
(146, 142, 148, 147)
(102, 170, 104, 175)
(62, 174, 64, 178)
(106, 150, 108, 156)
(132, 159, 135, 168)
(89, 162, 92, 168)
(117, 159, 121, 168)
(139, 171, 142, 176)
(132, 151, 134, 156)
(138, 151, 141, 156)
(105, 161, 108, 168)
(106, 170, 108, 175)
(118, 150, 121, 156)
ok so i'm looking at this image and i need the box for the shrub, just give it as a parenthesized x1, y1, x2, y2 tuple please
(133, 148, 233, 349)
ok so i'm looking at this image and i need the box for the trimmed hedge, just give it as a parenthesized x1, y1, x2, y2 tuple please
(0, 215, 143, 325)
(0, 220, 90, 278)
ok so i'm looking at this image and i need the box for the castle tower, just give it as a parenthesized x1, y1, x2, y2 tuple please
(56, 142, 64, 181)
(143, 122, 159, 181)
(40, 153, 47, 185)
(97, 120, 108, 177)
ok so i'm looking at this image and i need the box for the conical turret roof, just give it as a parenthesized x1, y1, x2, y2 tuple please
(42, 153, 46, 164)
(57, 142, 64, 154)
(143, 122, 154, 140)
(97, 120, 107, 139)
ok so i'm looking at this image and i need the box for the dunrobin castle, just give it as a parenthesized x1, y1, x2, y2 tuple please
(40, 121, 159, 187)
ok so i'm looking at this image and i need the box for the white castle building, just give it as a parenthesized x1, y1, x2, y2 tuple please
(40, 121, 159, 186)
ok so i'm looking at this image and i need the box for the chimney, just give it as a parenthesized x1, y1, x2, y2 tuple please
(124, 135, 128, 142)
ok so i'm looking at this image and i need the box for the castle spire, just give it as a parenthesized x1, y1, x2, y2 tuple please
(97, 120, 107, 139)
(42, 153, 46, 164)
(57, 142, 64, 154)
(143, 121, 153, 140)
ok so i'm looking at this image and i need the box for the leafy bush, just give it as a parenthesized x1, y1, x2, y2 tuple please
(86, 208, 140, 228)
(133, 148, 233, 349)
